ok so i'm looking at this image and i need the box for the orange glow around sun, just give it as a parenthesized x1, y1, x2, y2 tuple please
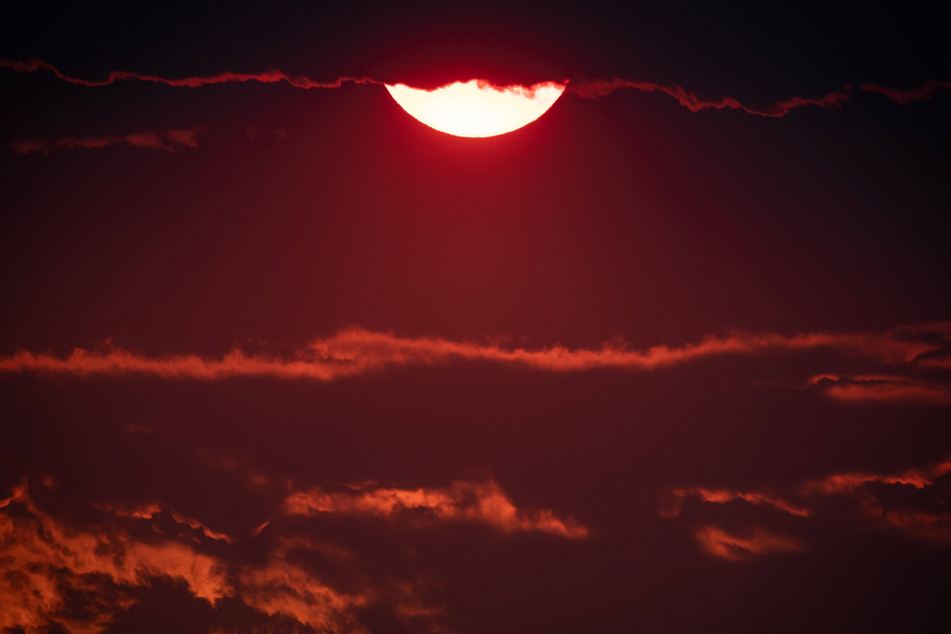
(384, 80, 566, 138)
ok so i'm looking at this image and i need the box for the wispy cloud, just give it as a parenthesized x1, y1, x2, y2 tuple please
(0, 58, 377, 90)
(568, 78, 951, 116)
(283, 479, 589, 539)
(694, 526, 806, 560)
(5, 58, 948, 121)
(9, 128, 200, 155)
(857, 80, 951, 104)
(665, 457, 951, 552)
(808, 374, 951, 406)
(0, 323, 943, 381)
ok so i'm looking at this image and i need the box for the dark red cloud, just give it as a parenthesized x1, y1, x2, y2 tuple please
(0, 58, 377, 90)
(817, 375, 951, 406)
(568, 77, 951, 116)
(5, 58, 948, 122)
(568, 78, 853, 116)
(9, 128, 200, 155)
(857, 80, 951, 104)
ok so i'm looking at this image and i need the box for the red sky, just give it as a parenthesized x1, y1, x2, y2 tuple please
(2, 1, 950, 632)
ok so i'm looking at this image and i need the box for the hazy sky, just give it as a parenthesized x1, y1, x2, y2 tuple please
(2, 2, 950, 632)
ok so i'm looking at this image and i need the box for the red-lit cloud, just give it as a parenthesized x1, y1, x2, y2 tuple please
(694, 526, 806, 560)
(3, 472, 567, 632)
(283, 479, 590, 539)
(0, 323, 943, 381)
(9, 128, 200, 155)
(664, 487, 811, 519)
(808, 374, 951, 406)
(665, 457, 951, 553)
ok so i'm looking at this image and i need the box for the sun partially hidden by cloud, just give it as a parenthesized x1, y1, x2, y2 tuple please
(385, 80, 566, 137)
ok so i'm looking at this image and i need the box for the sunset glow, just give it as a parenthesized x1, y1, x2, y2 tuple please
(384, 80, 566, 137)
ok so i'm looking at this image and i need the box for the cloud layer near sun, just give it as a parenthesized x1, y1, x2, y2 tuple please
(2, 323, 950, 405)
(4, 58, 949, 124)
(567, 78, 951, 115)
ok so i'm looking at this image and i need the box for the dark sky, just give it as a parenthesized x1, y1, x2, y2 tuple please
(2, 2, 951, 633)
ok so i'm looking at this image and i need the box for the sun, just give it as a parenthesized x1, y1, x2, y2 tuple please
(384, 80, 566, 138)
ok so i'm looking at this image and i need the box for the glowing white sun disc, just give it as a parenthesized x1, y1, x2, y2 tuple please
(385, 80, 566, 138)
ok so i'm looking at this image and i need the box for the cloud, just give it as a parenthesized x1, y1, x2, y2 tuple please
(857, 80, 951, 104)
(5, 58, 947, 120)
(0, 471, 582, 632)
(0, 323, 944, 382)
(665, 457, 951, 551)
(283, 479, 590, 539)
(809, 374, 951, 406)
(0, 478, 468, 633)
(694, 526, 806, 560)
(568, 77, 951, 116)
(0, 58, 377, 90)
(663, 488, 810, 519)
(9, 128, 200, 155)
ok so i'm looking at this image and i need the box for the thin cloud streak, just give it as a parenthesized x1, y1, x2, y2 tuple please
(9, 128, 200, 155)
(568, 78, 950, 116)
(694, 526, 806, 560)
(0, 324, 942, 381)
(283, 479, 590, 539)
(808, 374, 951, 406)
(0, 58, 377, 90)
(4, 59, 947, 120)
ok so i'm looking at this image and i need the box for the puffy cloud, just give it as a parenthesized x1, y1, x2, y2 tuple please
(0, 470, 584, 632)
